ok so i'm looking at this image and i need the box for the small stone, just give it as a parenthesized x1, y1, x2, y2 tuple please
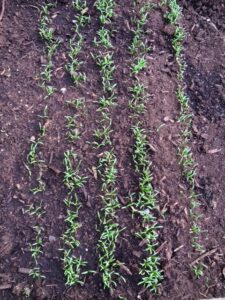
(30, 136, 36, 142)
(49, 235, 56, 242)
(60, 87, 67, 94)
(15, 184, 21, 190)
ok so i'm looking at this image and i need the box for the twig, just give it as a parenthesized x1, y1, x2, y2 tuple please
(0, 0, 5, 22)
(190, 248, 218, 267)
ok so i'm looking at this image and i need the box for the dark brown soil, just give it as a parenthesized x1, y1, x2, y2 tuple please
(0, 0, 225, 299)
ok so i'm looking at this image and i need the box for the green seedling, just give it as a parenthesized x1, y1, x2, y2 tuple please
(27, 139, 43, 165)
(94, 27, 112, 48)
(129, 4, 153, 55)
(30, 176, 46, 194)
(75, 14, 90, 27)
(39, 3, 56, 40)
(29, 267, 43, 279)
(39, 26, 54, 42)
(62, 250, 87, 286)
(66, 98, 85, 109)
(95, 0, 114, 24)
(65, 116, 80, 141)
(166, 0, 182, 24)
(94, 123, 112, 148)
(192, 263, 206, 279)
(41, 61, 53, 82)
(47, 40, 60, 58)
(131, 57, 147, 74)
(190, 223, 201, 235)
(172, 26, 185, 58)
(95, 52, 116, 93)
(25, 202, 44, 218)
(72, 0, 87, 11)
(29, 226, 43, 262)
(42, 84, 55, 97)
(98, 94, 116, 108)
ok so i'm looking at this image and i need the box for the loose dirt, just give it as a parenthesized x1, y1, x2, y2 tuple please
(0, 0, 225, 299)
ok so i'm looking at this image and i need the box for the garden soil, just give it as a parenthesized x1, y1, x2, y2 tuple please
(0, 0, 225, 299)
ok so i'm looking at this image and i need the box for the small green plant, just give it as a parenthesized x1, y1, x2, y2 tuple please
(94, 27, 112, 48)
(25, 202, 44, 218)
(129, 3, 153, 55)
(93, 122, 112, 148)
(29, 267, 42, 279)
(129, 81, 147, 114)
(66, 98, 85, 109)
(72, 0, 87, 11)
(192, 263, 205, 279)
(75, 14, 90, 27)
(65, 116, 80, 142)
(95, 0, 115, 24)
(62, 251, 87, 286)
(67, 35, 86, 85)
(131, 57, 147, 74)
(30, 175, 46, 194)
(166, 0, 182, 24)
(27, 140, 42, 165)
(29, 226, 43, 262)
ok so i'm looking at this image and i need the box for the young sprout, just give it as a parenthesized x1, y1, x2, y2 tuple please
(72, 0, 87, 12)
(166, 0, 182, 24)
(62, 250, 87, 286)
(94, 27, 112, 48)
(192, 263, 206, 279)
(95, 0, 114, 24)
(29, 267, 43, 279)
(95, 52, 116, 93)
(131, 57, 147, 74)
(66, 98, 85, 109)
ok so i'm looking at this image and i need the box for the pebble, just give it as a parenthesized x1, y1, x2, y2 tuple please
(49, 235, 56, 242)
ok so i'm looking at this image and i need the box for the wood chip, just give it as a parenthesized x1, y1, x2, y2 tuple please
(18, 267, 31, 274)
(139, 238, 148, 247)
(207, 148, 221, 154)
(91, 166, 98, 180)
(132, 250, 142, 258)
(174, 245, 184, 253)
(49, 165, 61, 175)
(118, 195, 127, 205)
(0, 273, 10, 279)
(119, 263, 132, 276)
(0, 284, 12, 290)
